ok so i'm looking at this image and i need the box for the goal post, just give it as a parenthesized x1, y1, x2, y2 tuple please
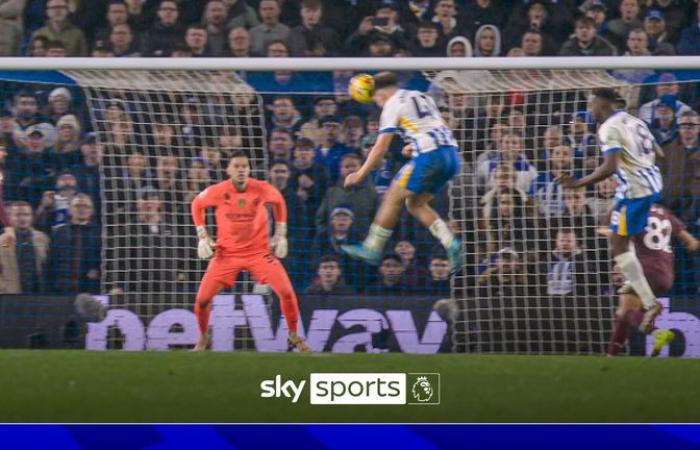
(1, 57, 699, 355)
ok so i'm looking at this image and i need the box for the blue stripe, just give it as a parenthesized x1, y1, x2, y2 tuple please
(603, 146, 621, 154)
(379, 127, 398, 133)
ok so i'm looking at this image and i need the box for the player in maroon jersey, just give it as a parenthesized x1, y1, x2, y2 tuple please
(603, 204, 699, 356)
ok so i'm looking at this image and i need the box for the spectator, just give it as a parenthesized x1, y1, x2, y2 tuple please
(0, 0, 24, 56)
(269, 159, 292, 195)
(425, 251, 450, 295)
(153, 155, 184, 224)
(477, 131, 537, 193)
(520, 30, 548, 56)
(345, 3, 409, 56)
(184, 158, 211, 204)
(446, 35, 473, 57)
(12, 90, 44, 135)
(47, 194, 100, 294)
(5, 127, 52, 207)
(431, 0, 462, 40)
(50, 114, 82, 171)
(677, 1, 700, 55)
(340, 116, 364, 151)
(412, 21, 444, 57)
(226, 26, 251, 57)
(46, 39, 67, 57)
(643, 9, 675, 55)
(268, 128, 295, 161)
(650, 94, 679, 145)
(199, 143, 226, 181)
(555, 187, 600, 256)
(36, 171, 80, 232)
(476, 248, 533, 299)
(27, 35, 49, 56)
(370, 253, 410, 294)
(503, 0, 558, 52)
(474, 24, 501, 56)
(612, 28, 656, 84)
(31, 0, 88, 56)
(94, 0, 130, 42)
(109, 23, 140, 57)
(299, 96, 337, 147)
(535, 125, 563, 170)
(394, 240, 428, 288)
(316, 153, 378, 236)
(74, 133, 101, 217)
(584, 0, 621, 52)
(290, 137, 329, 206)
(0, 142, 9, 227)
(249, 0, 290, 56)
(141, 0, 184, 56)
(481, 186, 537, 255)
(659, 110, 700, 220)
(588, 177, 617, 225)
(544, 228, 593, 297)
(312, 206, 359, 261)
(0, 202, 49, 294)
(268, 95, 302, 134)
(304, 255, 355, 295)
(0, 110, 15, 149)
(202, 0, 228, 56)
(638, 73, 692, 125)
(45, 87, 73, 125)
(651, 0, 685, 42)
(225, 0, 259, 31)
(185, 24, 209, 56)
(287, 0, 339, 57)
(464, 0, 505, 34)
(565, 111, 597, 172)
(530, 144, 574, 218)
(109, 187, 180, 294)
(314, 115, 353, 184)
(559, 16, 616, 56)
(608, 0, 642, 45)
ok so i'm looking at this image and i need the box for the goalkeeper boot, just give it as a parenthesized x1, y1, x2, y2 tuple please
(341, 244, 382, 266)
(447, 239, 464, 275)
(192, 332, 210, 352)
(288, 334, 311, 353)
(639, 301, 663, 334)
(651, 329, 675, 357)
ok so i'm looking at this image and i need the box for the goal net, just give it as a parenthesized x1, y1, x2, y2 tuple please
(0, 61, 698, 355)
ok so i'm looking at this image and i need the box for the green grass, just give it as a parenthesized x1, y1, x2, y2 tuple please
(1, 350, 699, 423)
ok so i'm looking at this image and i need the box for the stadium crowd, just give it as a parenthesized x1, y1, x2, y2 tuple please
(0, 0, 699, 302)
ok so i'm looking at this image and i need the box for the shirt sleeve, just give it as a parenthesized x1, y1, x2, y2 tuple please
(264, 183, 288, 224)
(599, 125, 622, 155)
(378, 97, 400, 133)
(191, 185, 218, 227)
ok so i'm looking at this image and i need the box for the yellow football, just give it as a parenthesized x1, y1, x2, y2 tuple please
(348, 73, 375, 104)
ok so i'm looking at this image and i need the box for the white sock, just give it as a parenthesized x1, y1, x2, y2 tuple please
(614, 252, 656, 309)
(429, 218, 455, 249)
(364, 224, 392, 253)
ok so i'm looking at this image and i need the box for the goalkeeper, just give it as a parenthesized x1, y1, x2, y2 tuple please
(191, 150, 309, 352)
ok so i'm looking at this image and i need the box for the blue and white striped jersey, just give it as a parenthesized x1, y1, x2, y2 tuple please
(598, 111, 663, 200)
(379, 89, 457, 157)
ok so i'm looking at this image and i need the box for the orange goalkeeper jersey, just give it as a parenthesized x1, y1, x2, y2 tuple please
(191, 178, 287, 256)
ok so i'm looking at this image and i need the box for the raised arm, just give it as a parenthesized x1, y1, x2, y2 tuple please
(558, 152, 618, 189)
(344, 132, 393, 188)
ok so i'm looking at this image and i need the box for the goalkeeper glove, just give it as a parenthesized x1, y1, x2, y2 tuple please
(196, 226, 215, 260)
(270, 223, 288, 258)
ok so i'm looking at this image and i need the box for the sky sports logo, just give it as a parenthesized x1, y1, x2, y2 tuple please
(260, 373, 440, 405)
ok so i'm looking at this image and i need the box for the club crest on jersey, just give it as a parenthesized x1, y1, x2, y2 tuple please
(238, 198, 246, 208)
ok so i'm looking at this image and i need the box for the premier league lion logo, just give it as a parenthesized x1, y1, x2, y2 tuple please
(411, 376, 434, 403)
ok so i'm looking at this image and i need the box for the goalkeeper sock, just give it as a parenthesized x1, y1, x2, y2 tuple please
(429, 218, 455, 249)
(614, 252, 657, 309)
(364, 224, 393, 253)
(194, 298, 212, 335)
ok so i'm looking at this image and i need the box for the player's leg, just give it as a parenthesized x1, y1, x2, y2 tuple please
(607, 293, 641, 356)
(341, 166, 413, 265)
(193, 259, 239, 351)
(405, 192, 462, 274)
(248, 253, 310, 352)
(610, 199, 661, 332)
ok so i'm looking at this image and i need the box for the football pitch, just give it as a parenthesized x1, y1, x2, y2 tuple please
(1, 350, 699, 423)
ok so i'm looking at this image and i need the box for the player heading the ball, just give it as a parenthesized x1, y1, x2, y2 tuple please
(558, 87, 664, 333)
(190, 150, 310, 352)
(342, 72, 463, 274)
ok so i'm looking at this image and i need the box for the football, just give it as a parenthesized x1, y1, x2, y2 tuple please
(348, 73, 375, 104)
